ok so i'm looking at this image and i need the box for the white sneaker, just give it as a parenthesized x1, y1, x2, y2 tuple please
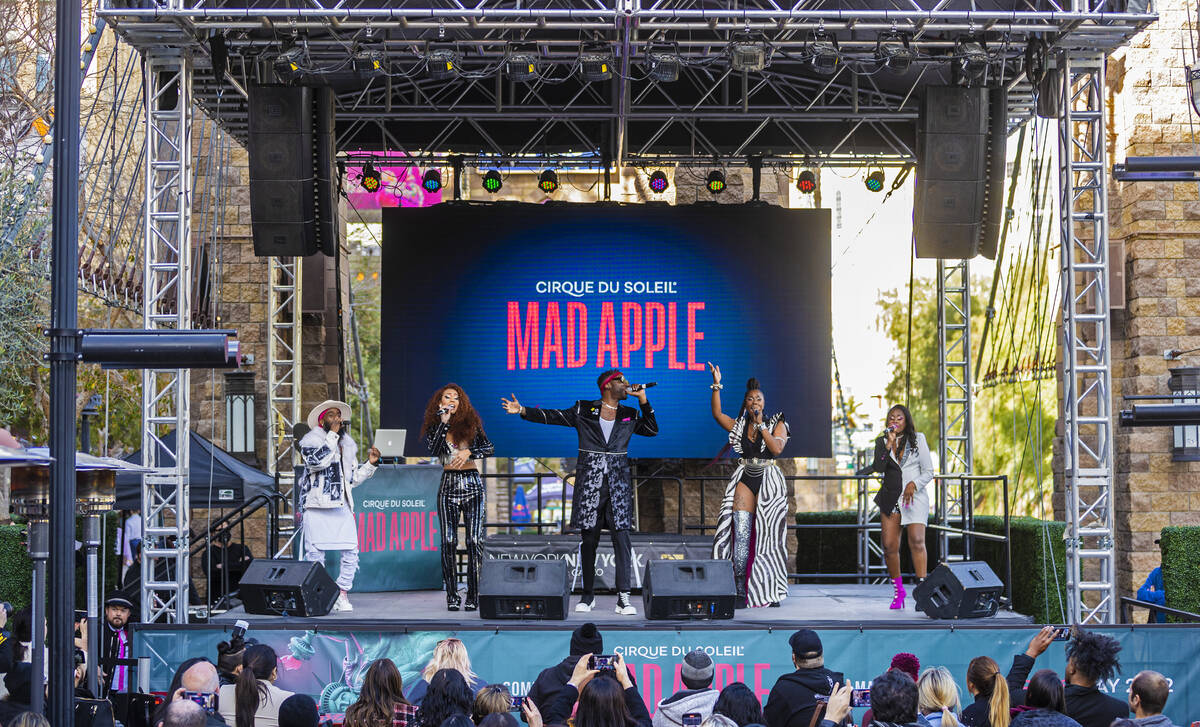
(615, 592, 637, 616)
(575, 598, 595, 613)
(333, 592, 353, 612)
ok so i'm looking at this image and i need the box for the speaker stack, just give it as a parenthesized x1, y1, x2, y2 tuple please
(913, 86, 1007, 260)
(642, 559, 736, 620)
(239, 558, 340, 616)
(912, 561, 1005, 620)
(478, 560, 571, 620)
(248, 86, 338, 257)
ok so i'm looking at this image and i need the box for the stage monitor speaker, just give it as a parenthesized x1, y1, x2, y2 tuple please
(913, 561, 1004, 620)
(479, 560, 570, 620)
(642, 559, 735, 620)
(239, 558, 339, 616)
(248, 85, 318, 257)
(914, 86, 989, 260)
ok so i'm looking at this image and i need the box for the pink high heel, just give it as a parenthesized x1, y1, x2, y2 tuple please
(889, 577, 906, 609)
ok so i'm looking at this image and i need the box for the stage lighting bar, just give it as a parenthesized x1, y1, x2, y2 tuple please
(539, 169, 559, 194)
(483, 169, 503, 193)
(706, 170, 726, 194)
(506, 45, 539, 82)
(875, 32, 914, 74)
(808, 30, 839, 75)
(359, 163, 381, 192)
(865, 170, 885, 192)
(956, 37, 989, 85)
(580, 42, 613, 82)
(427, 46, 461, 80)
(422, 169, 443, 193)
(729, 34, 768, 72)
(647, 44, 681, 83)
(796, 169, 817, 194)
(648, 170, 670, 193)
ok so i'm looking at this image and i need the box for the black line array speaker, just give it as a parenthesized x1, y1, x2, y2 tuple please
(239, 558, 339, 616)
(248, 85, 338, 257)
(914, 86, 1005, 261)
(642, 559, 735, 620)
(479, 560, 571, 620)
(913, 561, 1004, 620)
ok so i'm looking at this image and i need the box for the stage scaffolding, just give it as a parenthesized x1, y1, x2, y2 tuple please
(86, 0, 1154, 623)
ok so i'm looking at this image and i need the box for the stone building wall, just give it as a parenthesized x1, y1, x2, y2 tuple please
(1104, 0, 1200, 608)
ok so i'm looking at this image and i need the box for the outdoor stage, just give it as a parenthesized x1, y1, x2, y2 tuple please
(210, 584, 1032, 628)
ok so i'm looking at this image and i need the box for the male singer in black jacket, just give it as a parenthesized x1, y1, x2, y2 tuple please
(502, 369, 657, 616)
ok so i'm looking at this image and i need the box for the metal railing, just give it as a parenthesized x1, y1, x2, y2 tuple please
(1119, 597, 1200, 624)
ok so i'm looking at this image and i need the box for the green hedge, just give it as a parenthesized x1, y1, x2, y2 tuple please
(1160, 526, 1200, 621)
(794, 511, 1067, 622)
(0, 513, 123, 611)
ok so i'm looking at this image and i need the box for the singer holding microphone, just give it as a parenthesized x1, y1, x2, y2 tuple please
(707, 364, 790, 608)
(501, 369, 657, 615)
(856, 404, 934, 609)
(423, 384, 494, 611)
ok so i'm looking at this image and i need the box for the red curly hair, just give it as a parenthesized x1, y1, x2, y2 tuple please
(422, 383, 484, 446)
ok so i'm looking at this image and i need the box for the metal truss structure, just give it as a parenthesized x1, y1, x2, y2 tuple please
(268, 256, 302, 556)
(140, 51, 193, 624)
(1057, 51, 1115, 625)
(937, 258, 974, 561)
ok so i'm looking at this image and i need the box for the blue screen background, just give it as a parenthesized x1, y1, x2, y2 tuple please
(380, 203, 831, 458)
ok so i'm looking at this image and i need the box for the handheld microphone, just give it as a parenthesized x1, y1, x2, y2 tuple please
(630, 382, 657, 392)
(437, 407, 451, 416)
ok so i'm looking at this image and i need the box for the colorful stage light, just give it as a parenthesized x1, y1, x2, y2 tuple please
(648, 170, 670, 193)
(865, 170, 885, 193)
(483, 169, 504, 193)
(796, 169, 817, 194)
(539, 169, 559, 194)
(422, 169, 443, 193)
(359, 163, 381, 192)
(706, 170, 726, 194)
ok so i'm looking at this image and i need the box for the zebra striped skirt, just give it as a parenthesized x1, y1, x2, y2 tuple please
(711, 461, 790, 607)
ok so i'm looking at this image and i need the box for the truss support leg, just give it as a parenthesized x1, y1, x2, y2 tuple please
(141, 51, 193, 624)
(1058, 51, 1116, 625)
(937, 258, 974, 562)
(268, 256, 303, 557)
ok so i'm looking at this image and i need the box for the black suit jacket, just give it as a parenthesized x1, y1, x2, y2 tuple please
(857, 436, 905, 513)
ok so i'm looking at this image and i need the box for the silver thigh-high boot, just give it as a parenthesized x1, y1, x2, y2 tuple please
(732, 510, 752, 608)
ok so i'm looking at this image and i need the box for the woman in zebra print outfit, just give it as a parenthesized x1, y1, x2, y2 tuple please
(423, 384, 495, 612)
(708, 363, 790, 608)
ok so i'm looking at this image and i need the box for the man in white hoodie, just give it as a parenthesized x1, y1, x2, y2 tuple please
(297, 400, 380, 612)
(653, 651, 719, 727)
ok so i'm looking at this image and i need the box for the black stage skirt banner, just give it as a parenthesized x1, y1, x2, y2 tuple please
(483, 534, 715, 592)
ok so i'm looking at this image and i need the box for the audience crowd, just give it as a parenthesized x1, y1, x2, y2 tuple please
(0, 621, 1184, 727)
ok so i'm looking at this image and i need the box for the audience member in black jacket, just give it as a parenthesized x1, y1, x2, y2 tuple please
(543, 653, 651, 727)
(764, 630, 845, 727)
(1000, 627, 1127, 727)
(526, 623, 605, 715)
(1010, 670, 1082, 727)
(960, 654, 1013, 727)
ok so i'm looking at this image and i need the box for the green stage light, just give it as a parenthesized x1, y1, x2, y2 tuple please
(422, 169, 442, 193)
(483, 169, 503, 193)
(359, 163, 381, 192)
(865, 170, 885, 193)
(706, 170, 726, 194)
(539, 169, 559, 194)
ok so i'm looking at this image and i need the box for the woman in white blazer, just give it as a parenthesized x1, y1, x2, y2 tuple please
(857, 404, 935, 609)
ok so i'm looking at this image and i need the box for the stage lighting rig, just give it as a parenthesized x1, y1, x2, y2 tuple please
(359, 163, 382, 193)
(482, 169, 503, 193)
(352, 48, 386, 77)
(539, 169, 559, 194)
(646, 43, 681, 83)
(706, 170, 726, 194)
(955, 37, 989, 85)
(422, 169, 443, 193)
(808, 30, 840, 75)
(580, 42, 614, 82)
(865, 170, 885, 193)
(796, 169, 817, 194)
(729, 33, 769, 73)
(506, 43, 539, 83)
(273, 43, 308, 81)
(427, 44, 462, 80)
(875, 32, 914, 74)
(648, 170, 670, 194)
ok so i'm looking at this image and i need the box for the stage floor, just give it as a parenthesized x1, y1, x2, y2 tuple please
(212, 584, 1032, 629)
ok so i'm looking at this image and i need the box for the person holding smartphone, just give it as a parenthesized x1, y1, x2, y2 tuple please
(297, 400, 382, 614)
(542, 653, 651, 727)
(856, 404, 934, 609)
(707, 364, 790, 609)
(654, 651, 718, 727)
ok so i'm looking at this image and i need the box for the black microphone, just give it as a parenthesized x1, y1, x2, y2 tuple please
(438, 407, 453, 416)
(630, 382, 657, 392)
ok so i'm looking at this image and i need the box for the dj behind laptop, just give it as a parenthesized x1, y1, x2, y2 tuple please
(373, 429, 407, 462)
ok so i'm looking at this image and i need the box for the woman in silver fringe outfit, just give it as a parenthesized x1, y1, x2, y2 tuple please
(708, 363, 790, 608)
(423, 383, 494, 612)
